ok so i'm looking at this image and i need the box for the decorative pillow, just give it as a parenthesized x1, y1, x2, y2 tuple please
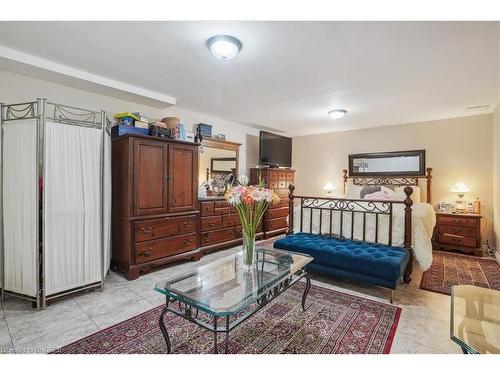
(363, 191, 396, 201)
(360, 185, 395, 199)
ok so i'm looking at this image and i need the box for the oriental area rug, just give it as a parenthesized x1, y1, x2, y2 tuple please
(53, 283, 401, 354)
(420, 251, 500, 295)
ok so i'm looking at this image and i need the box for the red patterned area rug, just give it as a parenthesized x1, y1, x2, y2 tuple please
(53, 283, 401, 354)
(420, 251, 500, 295)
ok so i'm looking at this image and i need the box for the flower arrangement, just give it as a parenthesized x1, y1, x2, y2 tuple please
(225, 175, 280, 266)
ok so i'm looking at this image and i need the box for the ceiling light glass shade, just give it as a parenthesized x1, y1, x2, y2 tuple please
(328, 109, 347, 119)
(207, 35, 242, 61)
(451, 182, 470, 194)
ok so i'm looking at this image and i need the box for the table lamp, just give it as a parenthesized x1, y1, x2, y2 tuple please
(323, 182, 335, 195)
(451, 182, 470, 213)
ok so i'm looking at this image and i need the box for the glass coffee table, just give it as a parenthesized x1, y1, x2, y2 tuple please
(154, 248, 313, 354)
(451, 285, 500, 354)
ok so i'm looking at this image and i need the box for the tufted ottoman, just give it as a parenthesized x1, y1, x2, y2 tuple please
(273, 232, 410, 291)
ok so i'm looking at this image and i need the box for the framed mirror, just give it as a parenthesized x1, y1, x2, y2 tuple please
(199, 139, 241, 195)
(348, 150, 426, 176)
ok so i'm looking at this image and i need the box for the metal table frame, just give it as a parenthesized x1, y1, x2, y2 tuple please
(158, 268, 311, 354)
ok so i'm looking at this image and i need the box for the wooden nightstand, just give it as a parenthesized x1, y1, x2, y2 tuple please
(433, 212, 482, 257)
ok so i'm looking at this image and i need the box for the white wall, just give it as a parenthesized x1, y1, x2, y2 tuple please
(293, 114, 495, 244)
(0, 70, 259, 175)
(493, 103, 500, 255)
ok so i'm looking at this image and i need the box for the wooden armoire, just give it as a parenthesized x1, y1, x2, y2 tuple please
(250, 167, 295, 238)
(111, 134, 201, 280)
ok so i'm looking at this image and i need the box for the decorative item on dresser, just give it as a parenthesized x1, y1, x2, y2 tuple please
(433, 212, 482, 257)
(250, 167, 295, 238)
(198, 197, 264, 254)
(111, 134, 201, 280)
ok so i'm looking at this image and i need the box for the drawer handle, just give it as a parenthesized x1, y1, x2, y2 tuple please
(203, 233, 210, 239)
(141, 248, 152, 256)
(184, 238, 193, 245)
(209, 221, 216, 227)
(451, 238, 461, 243)
(184, 222, 192, 228)
(141, 226, 153, 234)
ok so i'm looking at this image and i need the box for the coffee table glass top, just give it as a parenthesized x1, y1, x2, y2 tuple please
(451, 285, 500, 354)
(154, 248, 312, 317)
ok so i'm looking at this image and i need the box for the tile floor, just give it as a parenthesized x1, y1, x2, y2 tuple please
(0, 247, 462, 354)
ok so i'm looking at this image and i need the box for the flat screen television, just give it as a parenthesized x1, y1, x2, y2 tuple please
(259, 131, 292, 168)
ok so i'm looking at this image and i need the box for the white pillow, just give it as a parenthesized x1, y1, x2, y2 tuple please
(394, 186, 421, 203)
(345, 184, 362, 199)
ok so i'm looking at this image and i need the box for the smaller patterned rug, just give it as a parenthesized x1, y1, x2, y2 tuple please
(53, 284, 401, 354)
(420, 251, 500, 295)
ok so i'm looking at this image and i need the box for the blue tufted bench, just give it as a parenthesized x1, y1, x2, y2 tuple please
(273, 232, 410, 291)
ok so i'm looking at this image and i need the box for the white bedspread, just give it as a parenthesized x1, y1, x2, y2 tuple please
(293, 202, 436, 270)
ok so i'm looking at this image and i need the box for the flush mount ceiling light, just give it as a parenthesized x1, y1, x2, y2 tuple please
(207, 35, 242, 61)
(328, 109, 347, 119)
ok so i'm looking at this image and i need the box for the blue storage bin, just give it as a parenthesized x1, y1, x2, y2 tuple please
(111, 124, 149, 138)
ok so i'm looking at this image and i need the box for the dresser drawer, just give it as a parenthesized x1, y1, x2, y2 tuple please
(235, 224, 262, 238)
(286, 172, 294, 181)
(134, 215, 196, 242)
(268, 217, 288, 231)
(278, 181, 287, 189)
(201, 216, 223, 231)
(278, 171, 287, 180)
(200, 202, 214, 217)
(223, 214, 241, 227)
(201, 228, 235, 246)
(438, 234, 477, 248)
(269, 180, 278, 189)
(438, 225, 477, 238)
(135, 233, 196, 264)
(273, 198, 289, 208)
(437, 216, 478, 228)
(268, 206, 289, 219)
(214, 200, 229, 209)
(269, 171, 279, 180)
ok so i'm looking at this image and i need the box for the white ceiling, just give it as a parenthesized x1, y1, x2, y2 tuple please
(0, 21, 498, 136)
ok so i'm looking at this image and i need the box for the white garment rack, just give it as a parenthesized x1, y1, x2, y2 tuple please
(0, 98, 111, 309)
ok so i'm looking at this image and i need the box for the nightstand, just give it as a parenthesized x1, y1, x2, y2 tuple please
(433, 212, 482, 257)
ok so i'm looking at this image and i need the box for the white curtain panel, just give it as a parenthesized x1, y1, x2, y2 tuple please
(2, 119, 38, 297)
(103, 129, 111, 276)
(44, 121, 102, 295)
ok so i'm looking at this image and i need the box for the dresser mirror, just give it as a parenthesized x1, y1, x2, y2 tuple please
(348, 150, 426, 176)
(199, 139, 241, 195)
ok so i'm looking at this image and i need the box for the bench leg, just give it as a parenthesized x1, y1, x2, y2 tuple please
(390, 289, 395, 304)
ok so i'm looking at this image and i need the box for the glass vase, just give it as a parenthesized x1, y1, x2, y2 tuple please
(242, 232, 256, 269)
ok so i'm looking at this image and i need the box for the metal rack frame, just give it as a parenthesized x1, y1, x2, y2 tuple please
(0, 98, 111, 309)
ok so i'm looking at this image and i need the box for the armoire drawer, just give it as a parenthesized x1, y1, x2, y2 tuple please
(437, 216, 477, 228)
(201, 216, 223, 231)
(135, 233, 196, 264)
(268, 217, 288, 231)
(134, 215, 196, 242)
(438, 225, 477, 238)
(201, 228, 235, 246)
(438, 234, 477, 248)
(268, 207, 289, 219)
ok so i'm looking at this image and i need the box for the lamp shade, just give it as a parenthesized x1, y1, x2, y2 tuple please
(323, 182, 335, 192)
(451, 182, 470, 194)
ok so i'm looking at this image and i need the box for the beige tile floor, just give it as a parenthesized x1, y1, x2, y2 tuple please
(0, 247, 462, 354)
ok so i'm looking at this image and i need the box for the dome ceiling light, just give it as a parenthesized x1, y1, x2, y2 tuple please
(207, 35, 242, 61)
(328, 109, 347, 119)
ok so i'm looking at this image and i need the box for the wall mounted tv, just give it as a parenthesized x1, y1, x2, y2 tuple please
(259, 131, 292, 168)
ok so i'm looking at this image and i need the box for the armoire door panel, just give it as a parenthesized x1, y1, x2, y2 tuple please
(168, 144, 198, 212)
(133, 139, 168, 216)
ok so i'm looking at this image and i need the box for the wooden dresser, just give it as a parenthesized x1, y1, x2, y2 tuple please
(433, 212, 482, 257)
(111, 134, 201, 279)
(250, 167, 295, 238)
(198, 197, 263, 254)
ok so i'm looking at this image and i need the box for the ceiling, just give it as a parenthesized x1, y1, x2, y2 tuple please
(0, 21, 498, 136)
